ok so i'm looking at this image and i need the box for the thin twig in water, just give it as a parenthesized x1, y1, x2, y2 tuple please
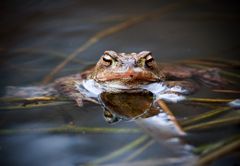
(0, 101, 71, 110)
(157, 100, 185, 134)
(196, 137, 240, 166)
(123, 139, 155, 162)
(13, 48, 94, 65)
(156, 100, 175, 117)
(0, 125, 141, 135)
(194, 134, 240, 155)
(0, 96, 72, 110)
(0, 96, 58, 102)
(212, 89, 240, 94)
(184, 116, 240, 131)
(187, 97, 233, 103)
(180, 107, 230, 126)
(85, 135, 149, 165)
(95, 157, 196, 166)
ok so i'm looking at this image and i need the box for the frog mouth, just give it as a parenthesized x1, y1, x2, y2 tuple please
(95, 70, 160, 82)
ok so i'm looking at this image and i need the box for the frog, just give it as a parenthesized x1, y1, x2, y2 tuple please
(53, 50, 226, 107)
(4, 50, 226, 136)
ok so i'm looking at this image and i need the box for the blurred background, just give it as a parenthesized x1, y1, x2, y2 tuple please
(0, 0, 240, 166)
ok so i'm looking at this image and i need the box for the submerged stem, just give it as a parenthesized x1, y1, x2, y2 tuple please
(86, 135, 149, 165)
(157, 100, 185, 134)
(186, 97, 233, 103)
(124, 140, 155, 162)
(184, 116, 240, 131)
(181, 107, 230, 126)
(0, 125, 141, 135)
(196, 137, 240, 165)
(212, 89, 240, 94)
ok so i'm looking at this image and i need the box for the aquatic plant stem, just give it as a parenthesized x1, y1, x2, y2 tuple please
(212, 89, 240, 93)
(0, 96, 73, 110)
(0, 96, 68, 103)
(196, 138, 240, 165)
(123, 140, 155, 162)
(157, 100, 185, 134)
(86, 135, 149, 165)
(0, 101, 71, 110)
(0, 125, 141, 135)
(194, 135, 240, 155)
(183, 116, 240, 131)
(180, 107, 230, 126)
(12, 48, 91, 64)
(186, 97, 233, 103)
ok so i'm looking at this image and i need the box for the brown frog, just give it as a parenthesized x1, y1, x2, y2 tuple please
(54, 50, 225, 106)
(4, 50, 226, 132)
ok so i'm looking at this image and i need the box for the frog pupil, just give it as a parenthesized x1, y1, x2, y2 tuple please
(145, 58, 154, 67)
(102, 56, 112, 66)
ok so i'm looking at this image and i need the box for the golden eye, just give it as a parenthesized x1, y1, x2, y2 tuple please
(102, 55, 113, 66)
(145, 55, 154, 68)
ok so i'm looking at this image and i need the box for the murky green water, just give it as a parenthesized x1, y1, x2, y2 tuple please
(0, 1, 240, 166)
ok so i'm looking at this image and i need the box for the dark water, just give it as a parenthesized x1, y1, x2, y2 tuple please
(0, 1, 240, 166)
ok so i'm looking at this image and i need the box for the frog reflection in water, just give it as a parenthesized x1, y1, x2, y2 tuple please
(52, 51, 225, 124)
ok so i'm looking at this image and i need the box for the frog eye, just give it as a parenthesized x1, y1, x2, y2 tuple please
(145, 55, 154, 68)
(102, 54, 113, 66)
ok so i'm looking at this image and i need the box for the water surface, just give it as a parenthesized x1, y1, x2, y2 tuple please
(0, 0, 240, 166)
